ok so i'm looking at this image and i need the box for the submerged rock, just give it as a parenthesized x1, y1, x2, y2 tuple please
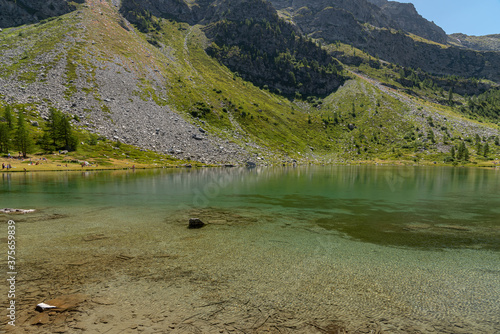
(188, 218, 205, 229)
(36, 294, 87, 312)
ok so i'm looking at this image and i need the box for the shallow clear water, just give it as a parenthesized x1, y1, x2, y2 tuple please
(1, 166, 500, 332)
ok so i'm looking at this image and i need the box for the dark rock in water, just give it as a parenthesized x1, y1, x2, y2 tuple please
(188, 218, 205, 229)
(246, 161, 256, 168)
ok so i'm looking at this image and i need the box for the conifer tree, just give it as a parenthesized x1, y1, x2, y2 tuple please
(483, 142, 489, 158)
(44, 108, 78, 151)
(0, 122, 9, 153)
(448, 88, 454, 106)
(4, 105, 14, 130)
(457, 142, 469, 161)
(14, 113, 33, 158)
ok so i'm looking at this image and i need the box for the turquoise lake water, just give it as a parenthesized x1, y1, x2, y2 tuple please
(1, 166, 499, 332)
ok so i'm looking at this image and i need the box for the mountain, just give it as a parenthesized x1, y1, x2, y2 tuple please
(0, 0, 499, 167)
(268, 0, 500, 83)
(0, 0, 83, 28)
(271, 0, 447, 44)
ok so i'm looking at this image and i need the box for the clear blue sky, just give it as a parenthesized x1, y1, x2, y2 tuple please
(399, 0, 500, 36)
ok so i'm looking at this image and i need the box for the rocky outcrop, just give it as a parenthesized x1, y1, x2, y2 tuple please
(0, 0, 82, 28)
(271, 0, 393, 28)
(269, 0, 447, 44)
(449, 33, 500, 52)
(356, 29, 500, 83)
(367, 0, 448, 44)
(269, 0, 500, 83)
(380, 2, 447, 44)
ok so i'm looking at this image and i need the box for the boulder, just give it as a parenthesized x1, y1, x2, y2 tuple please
(188, 218, 205, 229)
(191, 134, 203, 140)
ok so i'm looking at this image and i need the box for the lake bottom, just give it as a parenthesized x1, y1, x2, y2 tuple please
(2, 202, 499, 333)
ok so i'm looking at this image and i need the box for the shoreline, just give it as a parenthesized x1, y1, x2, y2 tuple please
(1, 161, 499, 173)
(1, 154, 499, 173)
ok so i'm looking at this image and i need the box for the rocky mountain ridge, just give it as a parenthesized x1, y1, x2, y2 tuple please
(367, 0, 448, 44)
(119, 0, 500, 83)
(268, 0, 448, 44)
(0, 0, 83, 28)
(266, 0, 500, 83)
(449, 33, 500, 52)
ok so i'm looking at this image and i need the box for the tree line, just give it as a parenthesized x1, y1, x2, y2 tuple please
(0, 106, 78, 158)
(464, 88, 500, 123)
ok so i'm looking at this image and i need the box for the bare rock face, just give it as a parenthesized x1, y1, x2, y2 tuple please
(375, 1, 448, 44)
(271, 0, 446, 44)
(0, 0, 82, 28)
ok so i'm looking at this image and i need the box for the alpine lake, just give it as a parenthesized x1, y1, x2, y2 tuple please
(1, 166, 499, 333)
